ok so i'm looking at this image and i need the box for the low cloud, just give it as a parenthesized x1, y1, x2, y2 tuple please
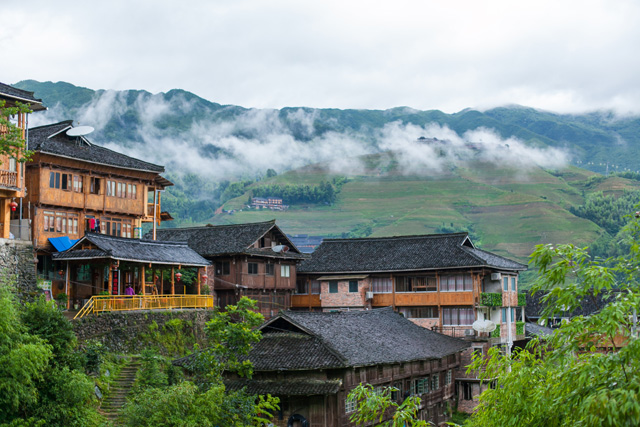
(44, 90, 570, 181)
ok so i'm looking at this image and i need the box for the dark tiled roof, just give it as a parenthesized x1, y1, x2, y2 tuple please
(525, 322, 554, 338)
(298, 233, 526, 274)
(53, 233, 209, 266)
(266, 307, 470, 366)
(525, 290, 612, 318)
(28, 121, 165, 173)
(0, 82, 46, 110)
(246, 332, 344, 370)
(225, 378, 342, 396)
(153, 220, 305, 259)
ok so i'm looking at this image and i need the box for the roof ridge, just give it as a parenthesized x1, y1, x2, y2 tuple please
(28, 120, 74, 131)
(88, 233, 189, 246)
(322, 232, 469, 243)
(462, 245, 528, 268)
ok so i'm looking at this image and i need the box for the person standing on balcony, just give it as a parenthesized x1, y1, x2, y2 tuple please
(125, 285, 135, 295)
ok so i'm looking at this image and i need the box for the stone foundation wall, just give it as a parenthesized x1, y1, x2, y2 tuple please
(73, 309, 217, 354)
(0, 238, 37, 301)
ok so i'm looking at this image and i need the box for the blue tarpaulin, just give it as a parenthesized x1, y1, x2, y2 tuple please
(48, 236, 79, 252)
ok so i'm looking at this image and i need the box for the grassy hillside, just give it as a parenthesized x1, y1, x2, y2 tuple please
(208, 155, 640, 266)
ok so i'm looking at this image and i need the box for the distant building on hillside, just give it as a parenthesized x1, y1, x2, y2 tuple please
(251, 196, 288, 210)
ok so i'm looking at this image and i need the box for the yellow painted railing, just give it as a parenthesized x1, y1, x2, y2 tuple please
(73, 295, 215, 319)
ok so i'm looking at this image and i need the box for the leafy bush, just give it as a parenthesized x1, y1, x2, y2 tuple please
(480, 292, 502, 307)
(490, 324, 501, 338)
(517, 293, 526, 307)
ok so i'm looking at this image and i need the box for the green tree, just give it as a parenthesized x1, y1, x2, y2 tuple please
(122, 297, 279, 427)
(348, 384, 428, 427)
(0, 100, 33, 164)
(468, 223, 640, 426)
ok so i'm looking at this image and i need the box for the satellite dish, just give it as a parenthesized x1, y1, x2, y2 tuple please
(66, 126, 95, 137)
(272, 245, 289, 253)
(472, 319, 497, 333)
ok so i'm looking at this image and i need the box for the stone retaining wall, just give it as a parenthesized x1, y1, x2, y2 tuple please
(0, 238, 37, 301)
(73, 309, 217, 354)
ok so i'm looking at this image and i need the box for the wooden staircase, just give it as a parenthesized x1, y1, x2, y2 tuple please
(100, 356, 141, 424)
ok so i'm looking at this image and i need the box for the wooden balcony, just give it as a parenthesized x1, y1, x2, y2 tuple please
(371, 291, 475, 307)
(74, 295, 215, 319)
(0, 169, 18, 189)
(291, 294, 321, 308)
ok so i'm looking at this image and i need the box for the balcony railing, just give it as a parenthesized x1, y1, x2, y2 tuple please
(74, 295, 215, 319)
(431, 325, 477, 338)
(0, 169, 18, 188)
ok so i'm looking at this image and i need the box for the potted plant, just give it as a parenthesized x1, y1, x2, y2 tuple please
(55, 292, 68, 310)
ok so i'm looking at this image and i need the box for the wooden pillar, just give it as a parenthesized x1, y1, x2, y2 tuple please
(171, 266, 175, 295)
(141, 264, 146, 296)
(0, 199, 10, 239)
(108, 266, 113, 295)
(160, 269, 164, 295)
(197, 269, 201, 295)
(391, 273, 396, 310)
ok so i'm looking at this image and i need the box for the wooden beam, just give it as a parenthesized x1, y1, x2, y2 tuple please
(197, 269, 201, 295)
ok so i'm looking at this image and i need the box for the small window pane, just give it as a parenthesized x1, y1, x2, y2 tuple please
(349, 280, 358, 292)
(329, 281, 338, 293)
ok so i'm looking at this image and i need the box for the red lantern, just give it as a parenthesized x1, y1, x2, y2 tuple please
(9, 201, 18, 212)
(175, 272, 182, 281)
(201, 273, 208, 281)
(58, 270, 65, 277)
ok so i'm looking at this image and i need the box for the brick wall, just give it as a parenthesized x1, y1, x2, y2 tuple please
(320, 279, 366, 309)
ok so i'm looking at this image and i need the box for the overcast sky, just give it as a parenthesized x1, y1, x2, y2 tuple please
(3, 0, 640, 114)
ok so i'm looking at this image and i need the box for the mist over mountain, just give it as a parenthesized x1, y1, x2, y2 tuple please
(15, 80, 640, 181)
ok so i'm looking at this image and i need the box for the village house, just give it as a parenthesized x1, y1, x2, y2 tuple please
(216, 307, 470, 426)
(153, 220, 307, 318)
(52, 232, 210, 315)
(0, 83, 45, 240)
(295, 233, 526, 350)
(25, 120, 173, 296)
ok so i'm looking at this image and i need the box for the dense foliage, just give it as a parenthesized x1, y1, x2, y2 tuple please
(251, 181, 337, 205)
(121, 297, 279, 427)
(0, 280, 103, 427)
(468, 223, 640, 426)
(0, 100, 33, 165)
(348, 384, 428, 427)
(569, 189, 640, 235)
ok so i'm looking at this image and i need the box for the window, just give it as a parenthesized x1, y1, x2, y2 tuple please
(248, 263, 258, 275)
(73, 175, 83, 192)
(431, 373, 439, 390)
(90, 177, 101, 194)
(511, 277, 516, 291)
(401, 306, 438, 319)
(511, 307, 516, 322)
(130, 184, 137, 199)
(503, 276, 509, 291)
(43, 211, 55, 232)
(329, 281, 338, 293)
(502, 308, 506, 322)
(349, 280, 358, 292)
(372, 277, 393, 293)
(116, 182, 123, 198)
(345, 394, 357, 413)
(462, 382, 473, 400)
(440, 274, 473, 292)
(414, 378, 429, 395)
(472, 346, 484, 360)
(216, 262, 230, 276)
(296, 280, 308, 294)
(310, 280, 321, 294)
(49, 171, 60, 189)
(446, 370, 452, 385)
(265, 263, 274, 276)
(61, 173, 71, 191)
(442, 307, 474, 325)
(280, 265, 290, 277)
